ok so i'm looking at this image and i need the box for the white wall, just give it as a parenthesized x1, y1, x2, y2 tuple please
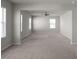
(1, 0, 13, 50)
(60, 11, 72, 40)
(20, 11, 32, 40)
(33, 16, 60, 32)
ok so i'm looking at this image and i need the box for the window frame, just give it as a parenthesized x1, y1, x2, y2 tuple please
(49, 18, 56, 29)
(20, 14, 23, 32)
(1, 7, 6, 38)
(29, 17, 32, 30)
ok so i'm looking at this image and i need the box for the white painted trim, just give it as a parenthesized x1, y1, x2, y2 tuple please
(13, 42, 22, 45)
(22, 32, 32, 40)
(60, 32, 72, 42)
(1, 43, 12, 51)
(71, 41, 77, 45)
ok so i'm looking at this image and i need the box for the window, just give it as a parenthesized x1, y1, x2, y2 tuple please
(49, 19, 56, 29)
(20, 14, 23, 32)
(0, 7, 6, 38)
(29, 17, 32, 30)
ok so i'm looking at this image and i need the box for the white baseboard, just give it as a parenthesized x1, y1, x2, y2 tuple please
(1, 43, 12, 51)
(71, 41, 77, 45)
(13, 42, 22, 45)
(22, 32, 32, 40)
(1, 32, 32, 51)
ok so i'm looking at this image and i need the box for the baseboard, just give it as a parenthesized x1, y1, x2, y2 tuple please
(1, 43, 12, 51)
(71, 42, 77, 45)
(1, 32, 32, 51)
(22, 32, 32, 40)
(13, 42, 22, 45)
(60, 32, 71, 40)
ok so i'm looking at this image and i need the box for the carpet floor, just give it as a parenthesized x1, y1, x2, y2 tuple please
(2, 32, 76, 59)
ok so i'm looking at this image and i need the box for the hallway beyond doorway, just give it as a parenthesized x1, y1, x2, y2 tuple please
(2, 32, 76, 59)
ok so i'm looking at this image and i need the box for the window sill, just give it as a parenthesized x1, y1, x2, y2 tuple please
(1, 36, 6, 39)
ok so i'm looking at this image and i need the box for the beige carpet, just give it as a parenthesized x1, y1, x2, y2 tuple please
(2, 32, 76, 59)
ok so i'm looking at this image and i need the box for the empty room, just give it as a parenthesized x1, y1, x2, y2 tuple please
(1, 0, 77, 59)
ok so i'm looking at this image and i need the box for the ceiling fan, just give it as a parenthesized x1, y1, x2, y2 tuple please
(44, 12, 49, 16)
(44, 11, 55, 16)
(24, 10, 55, 16)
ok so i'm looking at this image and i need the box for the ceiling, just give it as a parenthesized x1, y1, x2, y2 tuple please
(9, 0, 76, 16)
(9, 0, 75, 4)
(23, 10, 67, 16)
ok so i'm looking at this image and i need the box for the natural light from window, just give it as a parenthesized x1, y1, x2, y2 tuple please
(20, 14, 23, 32)
(49, 19, 56, 29)
(1, 7, 6, 38)
(29, 17, 32, 30)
